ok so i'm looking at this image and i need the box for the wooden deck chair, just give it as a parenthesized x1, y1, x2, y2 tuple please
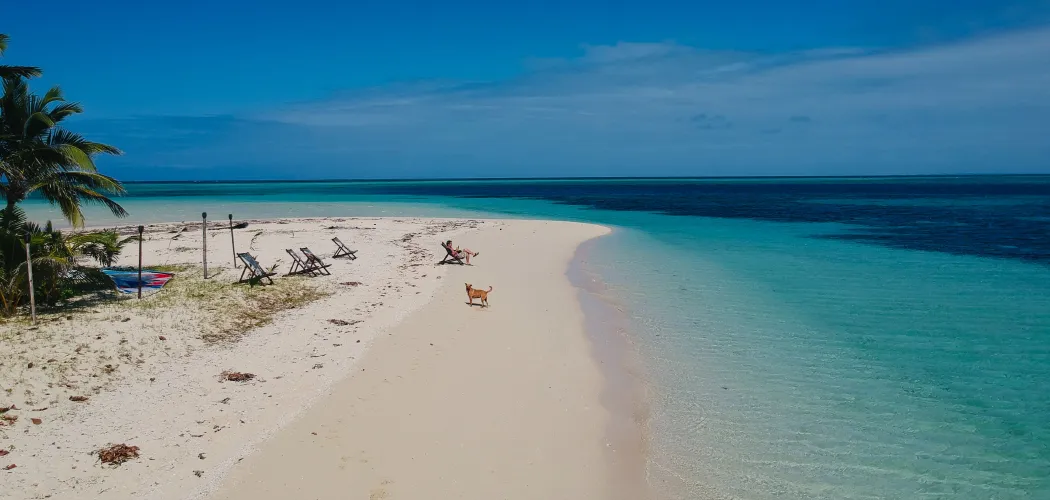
(332, 237, 358, 259)
(439, 241, 465, 265)
(285, 248, 320, 276)
(237, 253, 277, 286)
(299, 247, 332, 275)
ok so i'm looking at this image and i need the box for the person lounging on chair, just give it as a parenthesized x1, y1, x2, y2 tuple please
(439, 240, 478, 265)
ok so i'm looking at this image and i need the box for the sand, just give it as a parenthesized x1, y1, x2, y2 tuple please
(1, 217, 624, 500)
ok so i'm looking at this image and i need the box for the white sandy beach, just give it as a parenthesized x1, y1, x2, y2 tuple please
(0, 217, 628, 500)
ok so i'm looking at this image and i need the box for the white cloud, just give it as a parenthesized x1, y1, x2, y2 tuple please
(94, 27, 1050, 179)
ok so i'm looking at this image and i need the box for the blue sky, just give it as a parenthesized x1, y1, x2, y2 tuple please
(3, 0, 1050, 179)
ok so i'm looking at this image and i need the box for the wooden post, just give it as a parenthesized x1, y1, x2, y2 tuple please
(229, 214, 236, 268)
(24, 232, 35, 324)
(137, 225, 144, 299)
(202, 212, 208, 279)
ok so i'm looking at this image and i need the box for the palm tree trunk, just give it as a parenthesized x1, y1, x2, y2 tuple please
(2, 199, 24, 276)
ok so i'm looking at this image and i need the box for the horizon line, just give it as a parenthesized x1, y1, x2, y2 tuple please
(122, 173, 1050, 184)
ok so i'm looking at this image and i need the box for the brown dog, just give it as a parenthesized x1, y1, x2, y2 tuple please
(465, 283, 493, 307)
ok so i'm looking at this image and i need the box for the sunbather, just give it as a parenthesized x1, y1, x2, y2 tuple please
(445, 240, 480, 264)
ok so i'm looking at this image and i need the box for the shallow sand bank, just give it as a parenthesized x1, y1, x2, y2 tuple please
(211, 220, 617, 500)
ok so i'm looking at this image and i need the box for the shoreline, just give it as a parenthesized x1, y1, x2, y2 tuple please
(568, 232, 655, 500)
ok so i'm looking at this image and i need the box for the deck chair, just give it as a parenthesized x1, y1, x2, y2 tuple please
(299, 247, 332, 275)
(237, 252, 277, 286)
(439, 241, 465, 265)
(332, 237, 358, 260)
(285, 248, 320, 276)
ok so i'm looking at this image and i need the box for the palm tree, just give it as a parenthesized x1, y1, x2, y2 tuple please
(0, 34, 42, 80)
(1, 77, 127, 227)
(0, 205, 135, 315)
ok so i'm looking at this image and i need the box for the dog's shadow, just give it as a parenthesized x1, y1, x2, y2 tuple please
(465, 302, 489, 308)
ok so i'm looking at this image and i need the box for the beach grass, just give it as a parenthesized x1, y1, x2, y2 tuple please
(0, 265, 330, 344)
(122, 266, 331, 343)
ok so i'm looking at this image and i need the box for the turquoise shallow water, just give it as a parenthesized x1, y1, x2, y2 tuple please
(22, 178, 1050, 499)
(585, 219, 1049, 499)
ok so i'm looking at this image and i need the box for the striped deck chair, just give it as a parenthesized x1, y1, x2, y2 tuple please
(299, 247, 332, 275)
(332, 237, 358, 260)
(237, 253, 277, 286)
(286, 248, 320, 276)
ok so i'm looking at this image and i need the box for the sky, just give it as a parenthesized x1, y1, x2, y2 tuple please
(3, 0, 1050, 180)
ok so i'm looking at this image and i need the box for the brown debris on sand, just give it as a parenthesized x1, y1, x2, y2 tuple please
(69, 396, 89, 402)
(220, 371, 255, 382)
(340, 281, 363, 286)
(31, 418, 42, 425)
(97, 444, 140, 465)
(328, 319, 350, 326)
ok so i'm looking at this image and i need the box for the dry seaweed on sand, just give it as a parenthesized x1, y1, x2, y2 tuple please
(220, 370, 255, 382)
(97, 444, 140, 465)
(69, 396, 89, 402)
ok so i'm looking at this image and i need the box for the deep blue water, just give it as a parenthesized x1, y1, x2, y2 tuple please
(21, 176, 1050, 499)
(353, 176, 1050, 263)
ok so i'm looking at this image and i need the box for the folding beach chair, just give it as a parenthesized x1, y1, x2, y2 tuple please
(332, 237, 358, 260)
(237, 253, 277, 286)
(285, 248, 320, 276)
(439, 241, 465, 265)
(299, 247, 332, 275)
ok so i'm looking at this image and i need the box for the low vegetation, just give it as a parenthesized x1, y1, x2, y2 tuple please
(0, 265, 331, 410)
(0, 207, 138, 316)
(122, 267, 330, 343)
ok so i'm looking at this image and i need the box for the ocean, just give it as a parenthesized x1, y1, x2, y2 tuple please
(23, 176, 1050, 499)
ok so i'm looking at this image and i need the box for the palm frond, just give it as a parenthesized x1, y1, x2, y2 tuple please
(67, 230, 133, 267)
(52, 143, 97, 171)
(0, 65, 43, 80)
(0, 204, 27, 232)
(37, 170, 127, 195)
(24, 111, 56, 139)
(40, 86, 63, 105)
(47, 102, 84, 123)
(34, 180, 129, 227)
(50, 128, 122, 156)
